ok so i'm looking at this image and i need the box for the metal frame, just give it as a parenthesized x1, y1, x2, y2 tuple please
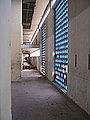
(53, 0, 68, 90)
(41, 23, 46, 75)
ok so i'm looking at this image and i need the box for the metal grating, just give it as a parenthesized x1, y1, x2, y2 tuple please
(41, 23, 46, 75)
(54, 0, 68, 90)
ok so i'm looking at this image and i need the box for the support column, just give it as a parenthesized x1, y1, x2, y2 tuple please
(0, 0, 12, 120)
(11, 0, 22, 81)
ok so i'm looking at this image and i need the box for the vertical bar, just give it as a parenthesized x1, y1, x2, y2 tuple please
(41, 23, 46, 75)
(54, 0, 68, 90)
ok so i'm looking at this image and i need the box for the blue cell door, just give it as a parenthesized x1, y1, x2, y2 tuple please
(54, 0, 68, 90)
(41, 23, 46, 75)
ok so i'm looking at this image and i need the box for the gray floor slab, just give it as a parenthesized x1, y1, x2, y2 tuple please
(12, 70, 90, 120)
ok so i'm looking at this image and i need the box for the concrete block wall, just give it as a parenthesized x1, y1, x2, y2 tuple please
(67, 0, 90, 114)
(11, 0, 22, 81)
(0, 0, 12, 119)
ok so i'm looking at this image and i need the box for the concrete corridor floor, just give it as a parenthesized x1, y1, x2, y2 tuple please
(11, 70, 90, 120)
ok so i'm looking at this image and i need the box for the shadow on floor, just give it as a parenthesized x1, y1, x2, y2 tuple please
(12, 70, 90, 120)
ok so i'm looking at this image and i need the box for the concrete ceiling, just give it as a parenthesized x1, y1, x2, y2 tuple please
(23, 0, 49, 42)
(22, 0, 36, 29)
(31, 0, 49, 32)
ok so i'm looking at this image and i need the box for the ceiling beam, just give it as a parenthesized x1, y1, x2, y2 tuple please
(23, 0, 36, 4)
(23, 9, 33, 11)
(21, 44, 40, 49)
(23, 23, 31, 26)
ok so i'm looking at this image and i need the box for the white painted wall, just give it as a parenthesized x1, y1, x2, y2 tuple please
(11, 0, 22, 81)
(43, 1, 90, 114)
(0, 0, 12, 119)
(30, 0, 90, 114)
(67, 0, 90, 114)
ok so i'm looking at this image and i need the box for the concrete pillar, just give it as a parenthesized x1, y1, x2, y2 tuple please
(11, 0, 22, 81)
(0, 0, 12, 120)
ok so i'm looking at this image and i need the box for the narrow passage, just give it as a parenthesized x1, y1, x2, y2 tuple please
(12, 70, 90, 120)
